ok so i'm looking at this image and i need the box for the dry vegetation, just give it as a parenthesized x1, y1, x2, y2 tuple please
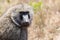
(0, 0, 60, 40)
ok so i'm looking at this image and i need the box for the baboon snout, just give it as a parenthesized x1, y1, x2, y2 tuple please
(19, 11, 30, 26)
(23, 22, 29, 25)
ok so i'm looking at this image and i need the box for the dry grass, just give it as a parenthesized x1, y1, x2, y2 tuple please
(0, 0, 60, 40)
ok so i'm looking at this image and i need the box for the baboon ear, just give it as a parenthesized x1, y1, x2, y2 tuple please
(11, 11, 21, 27)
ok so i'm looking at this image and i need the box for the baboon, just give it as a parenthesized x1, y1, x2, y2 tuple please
(0, 4, 34, 40)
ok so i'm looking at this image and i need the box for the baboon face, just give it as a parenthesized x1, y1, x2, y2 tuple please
(19, 11, 30, 26)
(11, 4, 33, 27)
(11, 11, 32, 27)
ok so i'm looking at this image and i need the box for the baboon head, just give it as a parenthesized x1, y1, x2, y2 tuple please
(10, 4, 34, 27)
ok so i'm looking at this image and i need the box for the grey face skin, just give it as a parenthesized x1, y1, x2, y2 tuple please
(19, 11, 31, 27)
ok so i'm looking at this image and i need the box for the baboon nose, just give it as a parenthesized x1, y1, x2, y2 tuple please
(25, 22, 29, 25)
(23, 22, 30, 26)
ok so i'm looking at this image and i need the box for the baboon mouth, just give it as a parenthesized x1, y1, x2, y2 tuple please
(21, 23, 30, 27)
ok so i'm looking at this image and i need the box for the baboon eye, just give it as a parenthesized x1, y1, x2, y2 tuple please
(19, 11, 29, 14)
(25, 11, 29, 14)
